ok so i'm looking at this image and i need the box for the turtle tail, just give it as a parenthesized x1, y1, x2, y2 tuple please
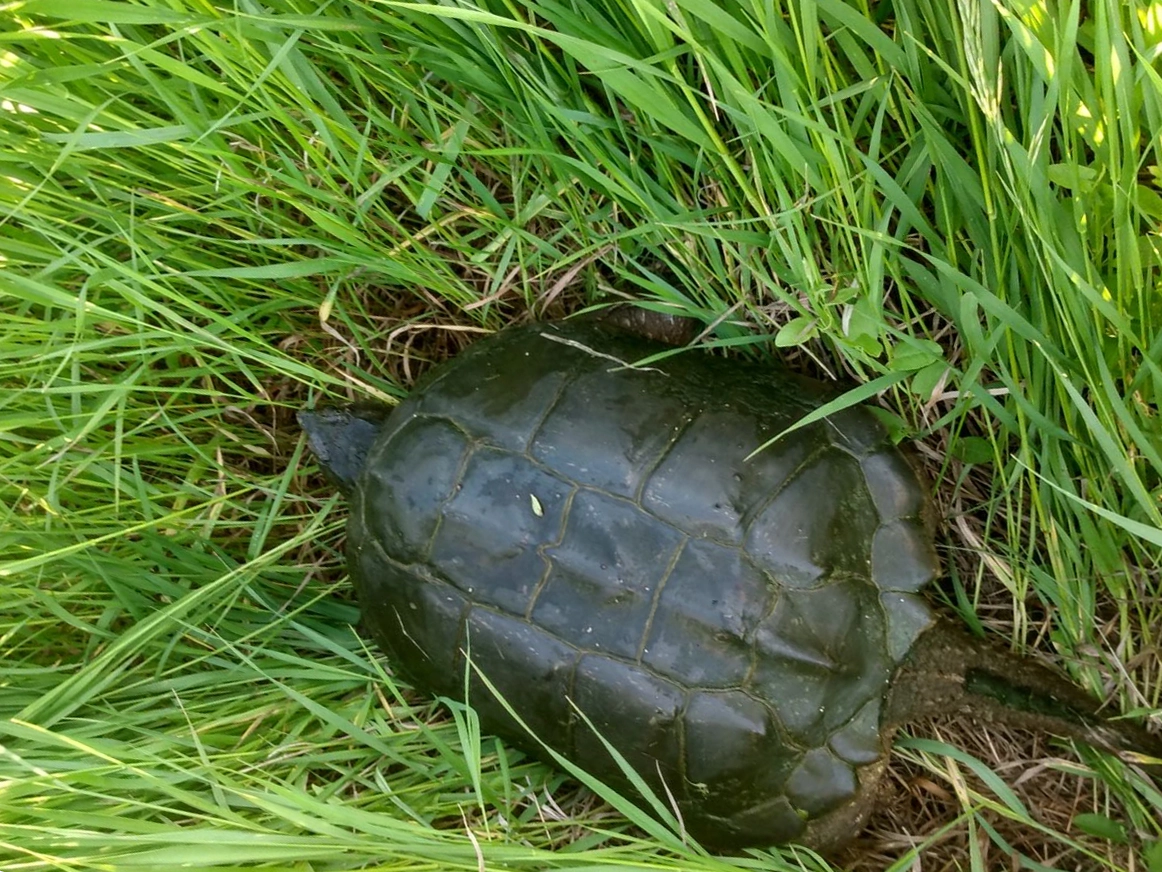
(298, 403, 392, 495)
(886, 618, 1162, 763)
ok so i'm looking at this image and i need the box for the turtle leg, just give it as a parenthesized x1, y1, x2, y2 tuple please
(590, 304, 701, 346)
(799, 758, 889, 854)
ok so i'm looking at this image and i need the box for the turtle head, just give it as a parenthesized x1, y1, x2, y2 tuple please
(298, 402, 392, 495)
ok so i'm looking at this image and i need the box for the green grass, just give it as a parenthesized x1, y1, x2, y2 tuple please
(1, 0, 1160, 869)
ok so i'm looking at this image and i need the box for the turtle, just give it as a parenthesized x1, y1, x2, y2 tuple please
(299, 318, 1160, 852)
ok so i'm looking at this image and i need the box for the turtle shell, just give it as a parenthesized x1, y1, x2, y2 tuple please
(347, 321, 938, 849)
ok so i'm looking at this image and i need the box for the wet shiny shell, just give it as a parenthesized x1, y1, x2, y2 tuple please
(348, 321, 937, 848)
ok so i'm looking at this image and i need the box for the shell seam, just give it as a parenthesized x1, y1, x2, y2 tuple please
(634, 535, 689, 664)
